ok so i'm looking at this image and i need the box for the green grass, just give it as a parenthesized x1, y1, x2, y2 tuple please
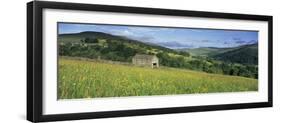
(58, 58, 258, 99)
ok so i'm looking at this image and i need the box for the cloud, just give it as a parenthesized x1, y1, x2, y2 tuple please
(110, 29, 136, 37)
(232, 37, 241, 41)
(128, 27, 156, 32)
(201, 40, 210, 42)
(158, 41, 194, 49)
(189, 29, 203, 32)
(137, 36, 155, 42)
(235, 40, 246, 44)
(246, 40, 258, 44)
(109, 28, 155, 42)
(127, 26, 177, 34)
(224, 41, 230, 44)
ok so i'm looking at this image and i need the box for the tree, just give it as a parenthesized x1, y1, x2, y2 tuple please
(84, 38, 98, 43)
(178, 51, 190, 57)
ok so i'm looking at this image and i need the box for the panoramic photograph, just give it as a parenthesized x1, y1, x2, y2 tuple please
(57, 22, 258, 99)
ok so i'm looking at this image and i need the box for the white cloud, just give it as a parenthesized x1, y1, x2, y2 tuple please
(110, 29, 137, 37)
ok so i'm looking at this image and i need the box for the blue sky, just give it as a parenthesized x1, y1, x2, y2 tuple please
(58, 23, 258, 49)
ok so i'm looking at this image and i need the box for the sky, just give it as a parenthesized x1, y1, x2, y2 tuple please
(58, 23, 258, 49)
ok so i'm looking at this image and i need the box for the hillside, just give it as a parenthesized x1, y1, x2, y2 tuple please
(181, 43, 258, 65)
(180, 47, 235, 56)
(58, 31, 173, 52)
(59, 31, 125, 43)
(58, 31, 191, 63)
(213, 43, 258, 65)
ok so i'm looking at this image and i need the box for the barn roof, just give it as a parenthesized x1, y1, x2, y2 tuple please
(133, 54, 157, 59)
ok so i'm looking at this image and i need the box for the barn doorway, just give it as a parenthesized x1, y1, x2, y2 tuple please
(152, 63, 158, 68)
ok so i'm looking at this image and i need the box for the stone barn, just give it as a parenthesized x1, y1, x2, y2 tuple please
(132, 54, 159, 68)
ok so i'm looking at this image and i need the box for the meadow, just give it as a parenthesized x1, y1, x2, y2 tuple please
(58, 58, 258, 99)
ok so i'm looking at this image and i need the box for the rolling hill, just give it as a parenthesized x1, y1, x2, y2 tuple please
(180, 43, 258, 65)
(213, 43, 258, 65)
(58, 31, 175, 53)
(59, 31, 130, 43)
(58, 31, 183, 63)
(180, 47, 235, 56)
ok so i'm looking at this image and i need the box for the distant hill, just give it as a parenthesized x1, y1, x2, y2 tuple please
(58, 31, 183, 64)
(59, 31, 131, 43)
(213, 43, 258, 65)
(179, 43, 258, 65)
(180, 47, 236, 57)
(58, 31, 173, 52)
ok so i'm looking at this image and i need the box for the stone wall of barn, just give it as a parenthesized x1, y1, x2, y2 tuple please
(132, 56, 159, 68)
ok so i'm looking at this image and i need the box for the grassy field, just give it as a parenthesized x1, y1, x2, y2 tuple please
(58, 58, 258, 99)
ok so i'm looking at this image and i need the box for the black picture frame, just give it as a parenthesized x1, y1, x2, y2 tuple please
(27, 1, 273, 122)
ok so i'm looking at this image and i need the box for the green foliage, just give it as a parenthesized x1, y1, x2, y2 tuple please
(214, 43, 258, 65)
(82, 37, 98, 43)
(58, 58, 258, 99)
(178, 51, 191, 57)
